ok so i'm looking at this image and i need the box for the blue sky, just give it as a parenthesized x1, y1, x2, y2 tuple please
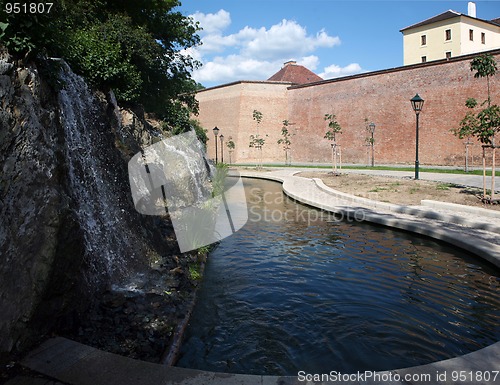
(178, 1, 499, 88)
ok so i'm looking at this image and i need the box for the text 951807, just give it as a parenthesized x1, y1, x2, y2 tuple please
(4, 3, 53, 14)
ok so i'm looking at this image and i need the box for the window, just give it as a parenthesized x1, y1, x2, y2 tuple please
(446, 51, 452, 59)
(421, 35, 426, 45)
(421, 56, 427, 63)
(481, 32, 486, 44)
(445, 29, 452, 41)
(469, 29, 474, 41)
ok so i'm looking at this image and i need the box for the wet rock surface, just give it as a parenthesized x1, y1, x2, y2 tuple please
(63, 251, 205, 363)
(0, 53, 206, 367)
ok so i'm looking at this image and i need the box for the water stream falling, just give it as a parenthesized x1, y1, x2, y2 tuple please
(58, 62, 137, 283)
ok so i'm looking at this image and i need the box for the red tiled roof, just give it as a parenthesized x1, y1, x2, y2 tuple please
(267, 62, 323, 84)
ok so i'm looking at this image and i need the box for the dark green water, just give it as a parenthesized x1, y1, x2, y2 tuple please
(177, 178, 500, 376)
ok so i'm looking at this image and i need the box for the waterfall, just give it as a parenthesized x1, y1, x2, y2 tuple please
(58, 61, 136, 283)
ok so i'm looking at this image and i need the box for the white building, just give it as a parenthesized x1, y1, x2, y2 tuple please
(401, 2, 500, 65)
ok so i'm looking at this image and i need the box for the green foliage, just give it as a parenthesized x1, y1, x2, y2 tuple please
(211, 163, 229, 198)
(64, 20, 143, 101)
(226, 139, 235, 150)
(249, 109, 266, 148)
(196, 245, 211, 256)
(249, 134, 267, 148)
(188, 263, 201, 280)
(465, 98, 478, 109)
(277, 120, 292, 149)
(170, 118, 208, 147)
(252, 109, 263, 125)
(190, 119, 208, 146)
(0, 0, 54, 54)
(324, 113, 342, 142)
(470, 54, 498, 80)
(436, 183, 454, 191)
(476, 105, 500, 143)
(278, 119, 293, 165)
(453, 54, 499, 145)
(453, 111, 479, 140)
(470, 53, 497, 110)
(0, 0, 201, 126)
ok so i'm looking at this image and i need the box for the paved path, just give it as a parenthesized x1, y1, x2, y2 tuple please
(344, 168, 499, 192)
(271, 167, 500, 192)
(14, 169, 500, 385)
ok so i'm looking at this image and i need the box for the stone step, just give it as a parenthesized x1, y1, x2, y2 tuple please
(21, 337, 264, 385)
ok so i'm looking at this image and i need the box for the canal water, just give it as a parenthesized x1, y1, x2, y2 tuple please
(177, 178, 500, 375)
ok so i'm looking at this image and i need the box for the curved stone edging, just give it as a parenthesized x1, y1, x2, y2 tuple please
(312, 177, 500, 235)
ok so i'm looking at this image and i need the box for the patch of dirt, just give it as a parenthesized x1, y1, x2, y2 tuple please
(298, 172, 500, 211)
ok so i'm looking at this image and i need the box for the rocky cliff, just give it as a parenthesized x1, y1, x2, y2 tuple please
(0, 50, 179, 357)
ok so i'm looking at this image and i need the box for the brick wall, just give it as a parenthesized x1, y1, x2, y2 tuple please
(196, 81, 291, 164)
(195, 50, 499, 166)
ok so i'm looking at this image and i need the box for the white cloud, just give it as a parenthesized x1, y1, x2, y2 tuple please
(191, 9, 231, 35)
(319, 63, 364, 79)
(242, 20, 340, 61)
(297, 56, 320, 71)
(188, 10, 356, 85)
(192, 56, 282, 84)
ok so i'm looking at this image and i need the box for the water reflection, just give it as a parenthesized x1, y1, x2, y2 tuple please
(177, 178, 500, 375)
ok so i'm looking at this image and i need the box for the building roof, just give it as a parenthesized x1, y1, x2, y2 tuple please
(491, 17, 500, 26)
(267, 61, 323, 84)
(400, 10, 500, 32)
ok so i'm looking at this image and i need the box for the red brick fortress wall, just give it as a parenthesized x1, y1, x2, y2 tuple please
(196, 81, 291, 164)
(287, 50, 500, 166)
(194, 49, 499, 166)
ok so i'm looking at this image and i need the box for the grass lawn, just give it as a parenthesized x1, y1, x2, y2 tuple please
(233, 164, 499, 176)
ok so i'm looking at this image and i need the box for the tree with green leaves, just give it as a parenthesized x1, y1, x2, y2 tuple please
(277, 120, 293, 166)
(453, 54, 499, 202)
(170, 119, 208, 148)
(0, 0, 201, 130)
(249, 109, 266, 170)
(226, 137, 235, 164)
(364, 118, 376, 167)
(324, 113, 343, 173)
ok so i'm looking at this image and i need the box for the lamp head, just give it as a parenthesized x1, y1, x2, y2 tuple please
(410, 94, 424, 113)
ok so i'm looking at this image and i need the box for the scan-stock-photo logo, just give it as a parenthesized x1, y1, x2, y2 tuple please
(128, 131, 248, 252)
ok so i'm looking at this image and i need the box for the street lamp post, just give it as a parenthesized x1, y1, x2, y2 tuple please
(213, 126, 220, 164)
(410, 94, 425, 180)
(369, 122, 376, 167)
(219, 134, 224, 164)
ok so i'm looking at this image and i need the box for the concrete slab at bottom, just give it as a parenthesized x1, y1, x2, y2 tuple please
(22, 337, 263, 385)
(3, 376, 66, 385)
(22, 336, 500, 385)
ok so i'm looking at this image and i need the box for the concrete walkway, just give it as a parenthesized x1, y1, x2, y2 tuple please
(238, 163, 500, 192)
(266, 166, 500, 192)
(342, 168, 499, 192)
(15, 169, 500, 385)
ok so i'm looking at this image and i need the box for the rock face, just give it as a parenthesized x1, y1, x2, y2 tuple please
(0, 52, 177, 355)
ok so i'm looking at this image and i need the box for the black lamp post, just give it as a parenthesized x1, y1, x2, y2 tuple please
(369, 122, 376, 167)
(213, 126, 220, 164)
(410, 94, 424, 180)
(219, 134, 224, 164)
